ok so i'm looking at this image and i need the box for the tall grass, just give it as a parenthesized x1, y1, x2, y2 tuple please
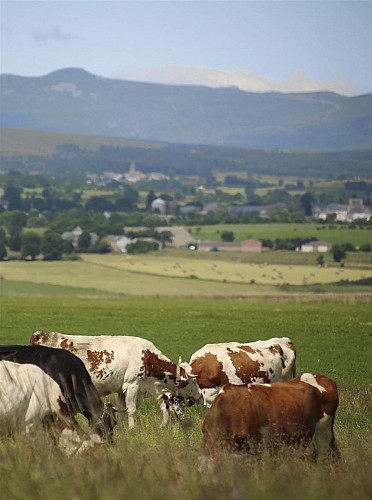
(1, 297, 371, 498)
(1, 389, 371, 500)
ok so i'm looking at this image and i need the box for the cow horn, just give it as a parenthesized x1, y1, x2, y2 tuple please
(176, 356, 182, 382)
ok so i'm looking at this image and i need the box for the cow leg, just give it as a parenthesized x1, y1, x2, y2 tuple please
(116, 390, 127, 425)
(124, 385, 139, 429)
(159, 396, 170, 428)
(311, 414, 339, 461)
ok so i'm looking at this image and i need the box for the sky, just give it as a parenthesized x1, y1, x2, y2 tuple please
(1, 0, 371, 96)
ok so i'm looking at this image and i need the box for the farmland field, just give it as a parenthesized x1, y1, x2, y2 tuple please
(188, 222, 372, 247)
(0, 296, 371, 499)
(1, 252, 371, 300)
(0, 255, 371, 499)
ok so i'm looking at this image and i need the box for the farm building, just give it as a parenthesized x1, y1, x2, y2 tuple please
(241, 238, 263, 252)
(301, 241, 332, 253)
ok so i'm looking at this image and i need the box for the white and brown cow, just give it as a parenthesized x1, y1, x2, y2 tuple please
(0, 360, 106, 454)
(201, 373, 340, 461)
(190, 337, 296, 407)
(30, 331, 201, 428)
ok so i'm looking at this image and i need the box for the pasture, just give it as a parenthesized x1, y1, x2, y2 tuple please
(1, 293, 371, 498)
(1, 252, 371, 299)
(188, 222, 372, 247)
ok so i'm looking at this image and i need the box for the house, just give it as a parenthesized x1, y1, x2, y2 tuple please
(151, 198, 166, 215)
(106, 235, 133, 253)
(241, 239, 263, 253)
(61, 226, 83, 246)
(197, 240, 241, 251)
(301, 241, 332, 253)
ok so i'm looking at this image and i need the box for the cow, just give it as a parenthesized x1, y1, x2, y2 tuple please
(190, 337, 296, 407)
(201, 373, 340, 462)
(0, 360, 107, 454)
(30, 331, 202, 428)
(0, 345, 117, 440)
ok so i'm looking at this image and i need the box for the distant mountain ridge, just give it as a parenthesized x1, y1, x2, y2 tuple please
(1, 68, 371, 150)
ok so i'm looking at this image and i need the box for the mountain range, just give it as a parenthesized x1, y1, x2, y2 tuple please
(1, 68, 371, 150)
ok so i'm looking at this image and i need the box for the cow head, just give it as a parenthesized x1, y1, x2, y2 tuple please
(94, 402, 118, 441)
(175, 358, 202, 406)
(158, 392, 185, 422)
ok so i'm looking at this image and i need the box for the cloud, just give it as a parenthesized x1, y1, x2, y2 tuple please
(123, 64, 359, 96)
(33, 26, 74, 43)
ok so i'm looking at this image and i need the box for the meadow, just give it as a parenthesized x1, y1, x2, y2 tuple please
(188, 223, 372, 247)
(0, 296, 372, 499)
(0, 254, 371, 499)
(1, 251, 371, 301)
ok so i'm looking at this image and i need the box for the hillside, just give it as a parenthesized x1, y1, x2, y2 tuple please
(1, 68, 371, 150)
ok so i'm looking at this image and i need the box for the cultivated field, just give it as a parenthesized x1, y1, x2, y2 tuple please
(1, 251, 371, 301)
(0, 297, 371, 499)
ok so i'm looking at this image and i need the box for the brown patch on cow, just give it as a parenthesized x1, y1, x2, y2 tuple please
(238, 345, 256, 354)
(269, 344, 283, 355)
(269, 344, 285, 369)
(141, 350, 176, 381)
(191, 353, 228, 389)
(287, 341, 296, 354)
(228, 349, 271, 383)
(86, 349, 114, 380)
(60, 338, 78, 354)
(30, 331, 50, 345)
(57, 395, 70, 417)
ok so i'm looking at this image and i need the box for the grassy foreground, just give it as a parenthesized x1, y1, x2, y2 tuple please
(0, 297, 371, 499)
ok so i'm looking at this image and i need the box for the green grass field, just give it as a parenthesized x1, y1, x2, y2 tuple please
(0, 250, 371, 499)
(0, 296, 371, 499)
(1, 253, 371, 300)
(189, 222, 372, 246)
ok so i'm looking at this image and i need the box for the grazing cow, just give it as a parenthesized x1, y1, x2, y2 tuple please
(201, 373, 340, 461)
(30, 331, 201, 428)
(0, 345, 116, 440)
(0, 360, 106, 454)
(190, 337, 296, 407)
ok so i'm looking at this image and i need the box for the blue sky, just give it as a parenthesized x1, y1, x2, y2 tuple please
(1, 1, 371, 95)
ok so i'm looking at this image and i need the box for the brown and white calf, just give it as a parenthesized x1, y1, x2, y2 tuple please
(201, 373, 340, 461)
(30, 331, 201, 428)
(190, 337, 296, 407)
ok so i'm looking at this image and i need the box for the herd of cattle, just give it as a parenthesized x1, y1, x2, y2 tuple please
(0, 332, 340, 461)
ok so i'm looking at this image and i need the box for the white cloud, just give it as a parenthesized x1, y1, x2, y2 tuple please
(33, 26, 74, 43)
(122, 65, 359, 96)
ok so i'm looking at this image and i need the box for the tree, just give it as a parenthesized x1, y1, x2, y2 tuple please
(155, 230, 173, 249)
(0, 227, 7, 260)
(221, 231, 235, 242)
(2, 184, 22, 210)
(300, 192, 313, 216)
(0, 240, 7, 260)
(78, 231, 92, 251)
(85, 196, 114, 212)
(145, 190, 157, 211)
(8, 226, 22, 251)
(126, 240, 159, 254)
(40, 231, 65, 261)
(316, 254, 325, 267)
(21, 232, 41, 260)
(331, 245, 346, 263)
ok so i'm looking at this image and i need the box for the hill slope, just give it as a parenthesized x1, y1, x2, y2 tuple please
(1, 68, 371, 149)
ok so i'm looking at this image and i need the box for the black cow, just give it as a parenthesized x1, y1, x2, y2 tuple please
(0, 345, 116, 440)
